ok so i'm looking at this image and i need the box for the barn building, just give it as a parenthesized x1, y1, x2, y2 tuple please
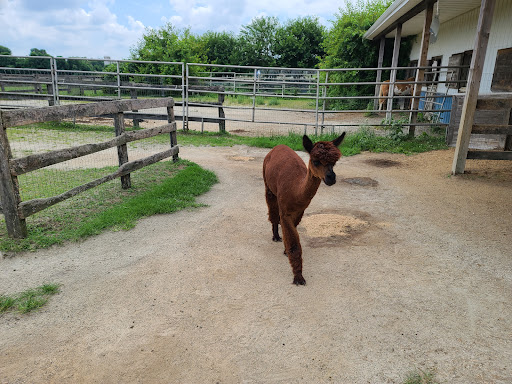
(364, 0, 512, 173)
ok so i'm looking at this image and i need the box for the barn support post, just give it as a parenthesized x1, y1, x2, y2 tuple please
(0, 111, 27, 238)
(452, 0, 497, 174)
(387, 24, 402, 120)
(374, 36, 386, 111)
(113, 112, 131, 189)
(408, 0, 434, 137)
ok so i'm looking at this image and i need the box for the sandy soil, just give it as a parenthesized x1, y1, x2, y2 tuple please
(1, 145, 511, 384)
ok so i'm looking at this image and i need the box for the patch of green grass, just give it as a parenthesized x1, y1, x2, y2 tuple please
(175, 128, 447, 156)
(0, 160, 217, 252)
(403, 369, 438, 384)
(0, 283, 60, 314)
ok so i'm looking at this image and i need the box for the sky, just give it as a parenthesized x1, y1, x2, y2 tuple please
(0, 0, 353, 60)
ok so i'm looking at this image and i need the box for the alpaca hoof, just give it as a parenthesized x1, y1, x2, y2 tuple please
(293, 275, 306, 285)
(272, 235, 282, 242)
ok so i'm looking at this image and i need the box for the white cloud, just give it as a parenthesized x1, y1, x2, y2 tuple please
(0, 0, 146, 58)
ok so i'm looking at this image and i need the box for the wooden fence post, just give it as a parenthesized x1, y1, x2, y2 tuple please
(130, 88, 140, 128)
(0, 111, 27, 238)
(47, 84, 55, 106)
(218, 90, 226, 133)
(113, 112, 131, 189)
(167, 105, 179, 162)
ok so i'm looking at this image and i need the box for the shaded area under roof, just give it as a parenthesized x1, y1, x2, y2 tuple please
(364, 0, 483, 40)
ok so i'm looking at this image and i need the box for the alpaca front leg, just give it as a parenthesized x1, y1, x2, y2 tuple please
(288, 244, 306, 286)
(281, 218, 305, 285)
(265, 186, 282, 242)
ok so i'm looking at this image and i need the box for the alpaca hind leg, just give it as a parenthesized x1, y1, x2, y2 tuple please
(265, 186, 281, 242)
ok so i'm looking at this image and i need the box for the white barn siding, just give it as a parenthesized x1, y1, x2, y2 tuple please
(409, 0, 512, 94)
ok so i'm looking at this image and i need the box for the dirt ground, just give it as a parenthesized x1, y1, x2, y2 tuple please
(1, 144, 511, 383)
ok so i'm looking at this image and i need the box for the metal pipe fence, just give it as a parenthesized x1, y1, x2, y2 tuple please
(1, 56, 469, 136)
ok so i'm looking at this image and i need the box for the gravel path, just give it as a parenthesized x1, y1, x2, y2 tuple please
(1, 145, 511, 383)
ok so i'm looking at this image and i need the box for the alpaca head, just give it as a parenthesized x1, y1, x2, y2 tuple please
(303, 133, 346, 186)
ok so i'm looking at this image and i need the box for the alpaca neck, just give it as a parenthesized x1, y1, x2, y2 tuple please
(299, 167, 322, 203)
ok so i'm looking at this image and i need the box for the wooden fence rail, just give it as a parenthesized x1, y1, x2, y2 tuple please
(0, 97, 178, 238)
(447, 94, 512, 159)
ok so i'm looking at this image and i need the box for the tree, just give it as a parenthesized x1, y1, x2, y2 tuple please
(321, 0, 412, 109)
(130, 24, 205, 82)
(0, 45, 14, 67)
(0, 45, 11, 55)
(237, 16, 280, 67)
(199, 31, 239, 66)
(24, 48, 52, 69)
(275, 17, 326, 68)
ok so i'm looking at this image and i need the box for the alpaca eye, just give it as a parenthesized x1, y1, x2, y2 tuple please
(313, 161, 321, 167)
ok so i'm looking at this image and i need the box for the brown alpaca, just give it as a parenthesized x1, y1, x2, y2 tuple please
(378, 77, 415, 111)
(263, 133, 346, 285)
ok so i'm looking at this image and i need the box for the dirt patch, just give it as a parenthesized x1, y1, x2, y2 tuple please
(363, 158, 402, 168)
(230, 129, 250, 134)
(302, 213, 370, 238)
(227, 155, 255, 162)
(1, 147, 511, 384)
(341, 177, 379, 187)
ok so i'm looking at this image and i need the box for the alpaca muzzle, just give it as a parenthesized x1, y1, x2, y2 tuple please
(324, 171, 336, 186)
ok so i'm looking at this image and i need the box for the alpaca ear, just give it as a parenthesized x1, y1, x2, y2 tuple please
(332, 132, 346, 147)
(303, 135, 314, 153)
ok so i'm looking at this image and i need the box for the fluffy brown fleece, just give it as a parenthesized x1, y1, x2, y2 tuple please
(309, 142, 342, 164)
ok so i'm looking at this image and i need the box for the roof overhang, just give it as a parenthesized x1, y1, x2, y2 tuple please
(364, 0, 483, 40)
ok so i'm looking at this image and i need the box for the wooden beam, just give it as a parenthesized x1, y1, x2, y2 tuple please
(1, 98, 174, 128)
(10, 123, 176, 176)
(374, 37, 386, 111)
(387, 24, 402, 120)
(467, 150, 512, 160)
(373, 0, 431, 40)
(409, 0, 434, 137)
(471, 124, 512, 135)
(475, 95, 512, 110)
(452, 0, 497, 174)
